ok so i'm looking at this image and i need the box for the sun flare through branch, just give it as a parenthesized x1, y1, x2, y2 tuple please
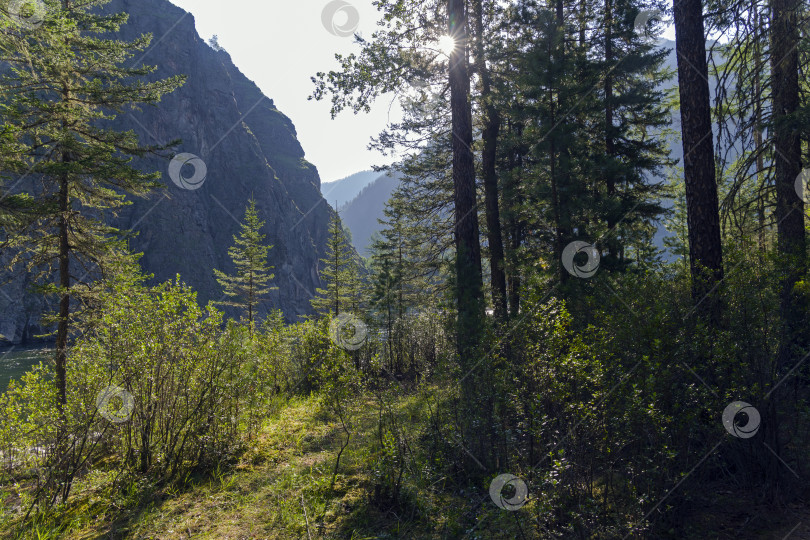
(438, 34, 456, 56)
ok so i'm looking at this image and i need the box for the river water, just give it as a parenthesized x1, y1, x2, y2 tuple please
(0, 346, 51, 392)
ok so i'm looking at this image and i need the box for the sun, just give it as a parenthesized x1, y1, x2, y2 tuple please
(438, 35, 456, 56)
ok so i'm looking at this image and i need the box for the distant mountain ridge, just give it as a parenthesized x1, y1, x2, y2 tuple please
(321, 170, 381, 208)
(339, 172, 403, 257)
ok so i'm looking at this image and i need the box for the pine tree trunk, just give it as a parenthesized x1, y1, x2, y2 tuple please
(54, 77, 73, 499)
(771, 0, 805, 365)
(604, 0, 614, 199)
(547, 3, 562, 276)
(249, 273, 254, 336)
(673, 0, 724, 312)
(604, 0, 617, 250)
(754, 7, 766, 252)
(768, 0, 805, 497)
(448, 0, 487, 470)
(505, 121, 524, 318)
(472, 0, 507, 324)
(334, 224, 340, 315)
(56, 172, 69, 411)
(448, 0, 484, 355)
(552, 0, 571, 281)
(55, 170, 70, 502)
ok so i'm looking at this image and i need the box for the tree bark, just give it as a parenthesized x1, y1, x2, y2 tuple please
(56, 173, 69, 411)
(505, 121, 524, 318)
(754, 9, 766, 252)
(768, 0, 805, 496)
(472, 0, 507, 324)
(448, 0, 487, 471)
(673, 0, 724, 310)
(551, 0, 569, 282)
(771, 0, 805, 365)
(604, 0, 614, 200)
(448, 0, 484, 358)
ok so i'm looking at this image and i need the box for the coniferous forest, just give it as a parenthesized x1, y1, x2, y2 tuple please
(1, 0, 810, 538)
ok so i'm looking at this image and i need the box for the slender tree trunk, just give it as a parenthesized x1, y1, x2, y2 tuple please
(387, 296, 394, 372)
(55, 1, 74, 502)
(505, 122, 524, 318)
(56, 173, 69, 411)
(471, 1, 505, 466)
(448, 0, 487, 470)
(507, 220, 523, 317)
(768, 0, 805, 497)
(551, 137, 564, 281)
(673, 0, 724, 312)
(604, 0, 614, 199)
(753, 9, 767, 252)
(771, 0, 805, 363)
(54, 169, 71, 503)
(248, 273, 254, 335)
(604, 0, 618, 254)
(472, 0, 507, 324)
(448, 0, 484, 356)
(54, 79, 73, 500)
(397, 243, 404, 371)
(334, 224, 340, 315)
(549, 7, 566, 281)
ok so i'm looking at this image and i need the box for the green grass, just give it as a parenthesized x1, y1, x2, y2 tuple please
(4, 387, 802, 539)
(0, 389, 481, 539)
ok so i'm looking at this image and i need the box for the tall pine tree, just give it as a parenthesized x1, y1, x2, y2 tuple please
(674, 0, 724, 311)
(0, 0, 184, 502)
(213, 197, 276, 333)
(311, 211, 361, 316)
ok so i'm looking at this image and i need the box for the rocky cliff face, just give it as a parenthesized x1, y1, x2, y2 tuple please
(0, 0, 331, 344)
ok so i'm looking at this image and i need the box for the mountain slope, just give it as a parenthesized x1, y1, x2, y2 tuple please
(339, 172, 402, 257)
(320, 170, 380, 208)
(0, 0, 332, 343)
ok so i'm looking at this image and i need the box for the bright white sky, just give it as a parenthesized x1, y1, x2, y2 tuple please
(167, 0, 677, 184)
(167, 0, 400, 184)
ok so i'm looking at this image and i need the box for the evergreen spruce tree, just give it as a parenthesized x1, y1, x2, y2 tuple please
(502, 0, 671, 281)
(369, 235, 399, 360)
(369, 187, 441, 315)
(311, 211, 361, 316)
(213, 197, 276, 333)
(0, 0, 184, 502)
(369, 190, 442, 371)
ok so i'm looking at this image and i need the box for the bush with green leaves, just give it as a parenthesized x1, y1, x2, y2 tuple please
(68, 275, 245, 480)
(0, 364, 57, 480)
(0, 270, 296, 514)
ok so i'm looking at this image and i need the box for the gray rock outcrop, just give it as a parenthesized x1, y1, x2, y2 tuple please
(0, 0, 332, 343)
